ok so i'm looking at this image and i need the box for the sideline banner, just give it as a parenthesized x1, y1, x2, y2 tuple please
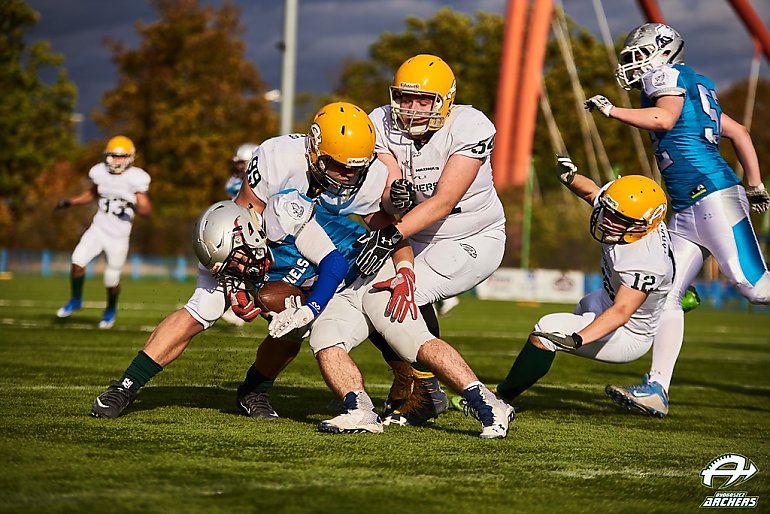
(474, 268, 584, 303)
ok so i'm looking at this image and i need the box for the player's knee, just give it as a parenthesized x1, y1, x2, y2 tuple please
(529, 332, 550, 350)
(104, 268, 121, 288)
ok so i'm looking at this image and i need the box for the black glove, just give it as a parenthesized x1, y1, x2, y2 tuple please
(390, 178, 416, 211)
(354, 224, 404, 277)
(532, 331, 583, 350)
(55, 199, 72, 210)
(746, 183, 770, 213)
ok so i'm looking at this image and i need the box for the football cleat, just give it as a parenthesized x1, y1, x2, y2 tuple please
(237, 388, 279, 420)
(681, 285, 701, 313)
(221, 308, 246, 327)
(462, 384, 516, 439)
(381, 361, 414, 418)
(437, 296, 460, 316)
(91, 381, 137, 418)
(605, 374, 669, 418)
(382, 375, 449, 426)
(56, 298, 82, 318)
(318, 391, 383, 434)
(99, 308, 117, 329)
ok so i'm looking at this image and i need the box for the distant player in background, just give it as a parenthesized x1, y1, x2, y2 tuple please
(497, 157, 673, 413)
(357, 54, 506, 426)
(221, 143, 260, 327)
(585, 23, 770, 417)
(55, 135, 152, 329)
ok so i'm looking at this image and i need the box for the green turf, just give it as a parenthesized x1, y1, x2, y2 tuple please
(0, 275, 768, 513)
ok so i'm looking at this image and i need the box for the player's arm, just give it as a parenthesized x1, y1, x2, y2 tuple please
(378, 153, 408, 215)
(134, 192, 152, 217)
(556, 155, 600, 205)
(393, 153, 480, 239)
(721, 113, 762, 187)
(586, 93, 683, 131)
(575, 284, 647, 344)
(234, 182, 267, 214)
(56, 184, 97, 209)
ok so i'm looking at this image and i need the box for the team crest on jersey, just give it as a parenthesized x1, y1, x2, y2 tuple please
(288, 201, 305, 220)
(652, 70, 667, 87)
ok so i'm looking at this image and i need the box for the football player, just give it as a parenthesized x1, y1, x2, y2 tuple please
(585, 23, 770, 416)
(496, 156, 674, 414)
(55, 135, 152, 329)
(90, 102, 408, 420)
(354, 54, 507, 426)
(221, 143, 260, 327)
(225, 143, 259, 200)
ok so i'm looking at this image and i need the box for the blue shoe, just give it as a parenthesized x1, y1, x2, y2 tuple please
(605, 374, 669, 418)
(99, 308, 117, 329)
(56, 298, 82, 318)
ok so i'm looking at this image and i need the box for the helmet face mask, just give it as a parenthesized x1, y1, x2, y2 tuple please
(193, 202, 270, 290)
(589, 175, 668, 244)
(390, 54, 456, 137)
(104, 135, 136, 174)
(306, 102, 375, 199)
(615, 23, 685, 90)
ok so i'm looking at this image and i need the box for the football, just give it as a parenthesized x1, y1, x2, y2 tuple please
(255, 281, 306, 319)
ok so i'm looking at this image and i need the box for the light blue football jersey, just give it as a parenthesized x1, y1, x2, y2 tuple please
(266, 202, 366, 290)
(640, 64, 741, 212)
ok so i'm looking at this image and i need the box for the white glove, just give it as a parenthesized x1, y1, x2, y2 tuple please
(268, 295, 315, 339)
(556, 155, 577, 185)
(746, 183, 770, 213)
(584, 95, 614, 117)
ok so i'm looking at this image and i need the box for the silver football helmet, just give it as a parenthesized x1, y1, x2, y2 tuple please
(232, 143, 259, 164)
(616, 23, 685, 90)
(193, 201, 270, 288)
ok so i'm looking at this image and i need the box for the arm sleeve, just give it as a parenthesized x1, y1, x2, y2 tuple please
(304, 249, 349, 316)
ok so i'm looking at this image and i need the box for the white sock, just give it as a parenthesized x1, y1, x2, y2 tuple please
(648, 309, 684, 394)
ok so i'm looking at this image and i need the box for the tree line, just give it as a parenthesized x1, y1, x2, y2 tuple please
(2, 0, 766, 271)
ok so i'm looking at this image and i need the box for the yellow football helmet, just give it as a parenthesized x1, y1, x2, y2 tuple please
(104, 135, 136, 174)
(306, 102, 375, 198)
(390, 54, 456, 136)
(590, 175, 668, 244)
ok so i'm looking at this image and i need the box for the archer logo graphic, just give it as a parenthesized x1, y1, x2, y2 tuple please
(700, 454, 759, 509)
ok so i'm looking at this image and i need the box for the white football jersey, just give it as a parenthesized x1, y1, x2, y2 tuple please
(88, 162, 151, 238)
(370, 104, 505, 243)
(244, 134, 387, 217)
(599, 221, 674, 338)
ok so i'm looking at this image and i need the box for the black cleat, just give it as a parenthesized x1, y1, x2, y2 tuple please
(237, 388, 279, 420)
(91, 381, 137, 418)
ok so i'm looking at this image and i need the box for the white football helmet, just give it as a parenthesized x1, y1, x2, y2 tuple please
(616, 23, 685, 90)
(193, 201, 270, 289)
(232, 143, 259, 164)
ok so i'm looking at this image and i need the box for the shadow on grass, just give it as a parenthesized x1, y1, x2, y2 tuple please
(124, 383, 350, 423)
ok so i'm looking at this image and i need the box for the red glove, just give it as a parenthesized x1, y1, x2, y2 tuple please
(372, 266, 418, 323)
(228, 289, 261, 322)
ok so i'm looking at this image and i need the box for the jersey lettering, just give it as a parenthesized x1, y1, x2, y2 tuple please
(697, 83, 721, 145)
(246, 155, 261, 189)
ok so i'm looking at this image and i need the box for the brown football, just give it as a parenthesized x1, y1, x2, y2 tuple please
(255, 281, 306, 319)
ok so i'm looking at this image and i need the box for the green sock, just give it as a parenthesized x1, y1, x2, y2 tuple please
(121, 351, 163, 393)
(411, 362, 431, 374)
(497, 339, 556, 401)
(71, 275, 85, 300)
(241, 365, 274, 393)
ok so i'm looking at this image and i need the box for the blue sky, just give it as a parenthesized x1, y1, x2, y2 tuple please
(26, 0, 770, 143)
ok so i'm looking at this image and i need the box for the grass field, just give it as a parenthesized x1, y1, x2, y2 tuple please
(0, 275, 768, 514)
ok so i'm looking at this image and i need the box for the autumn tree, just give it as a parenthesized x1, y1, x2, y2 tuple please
(0, 0, 77, 245)
(93, 0, 277, 253)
